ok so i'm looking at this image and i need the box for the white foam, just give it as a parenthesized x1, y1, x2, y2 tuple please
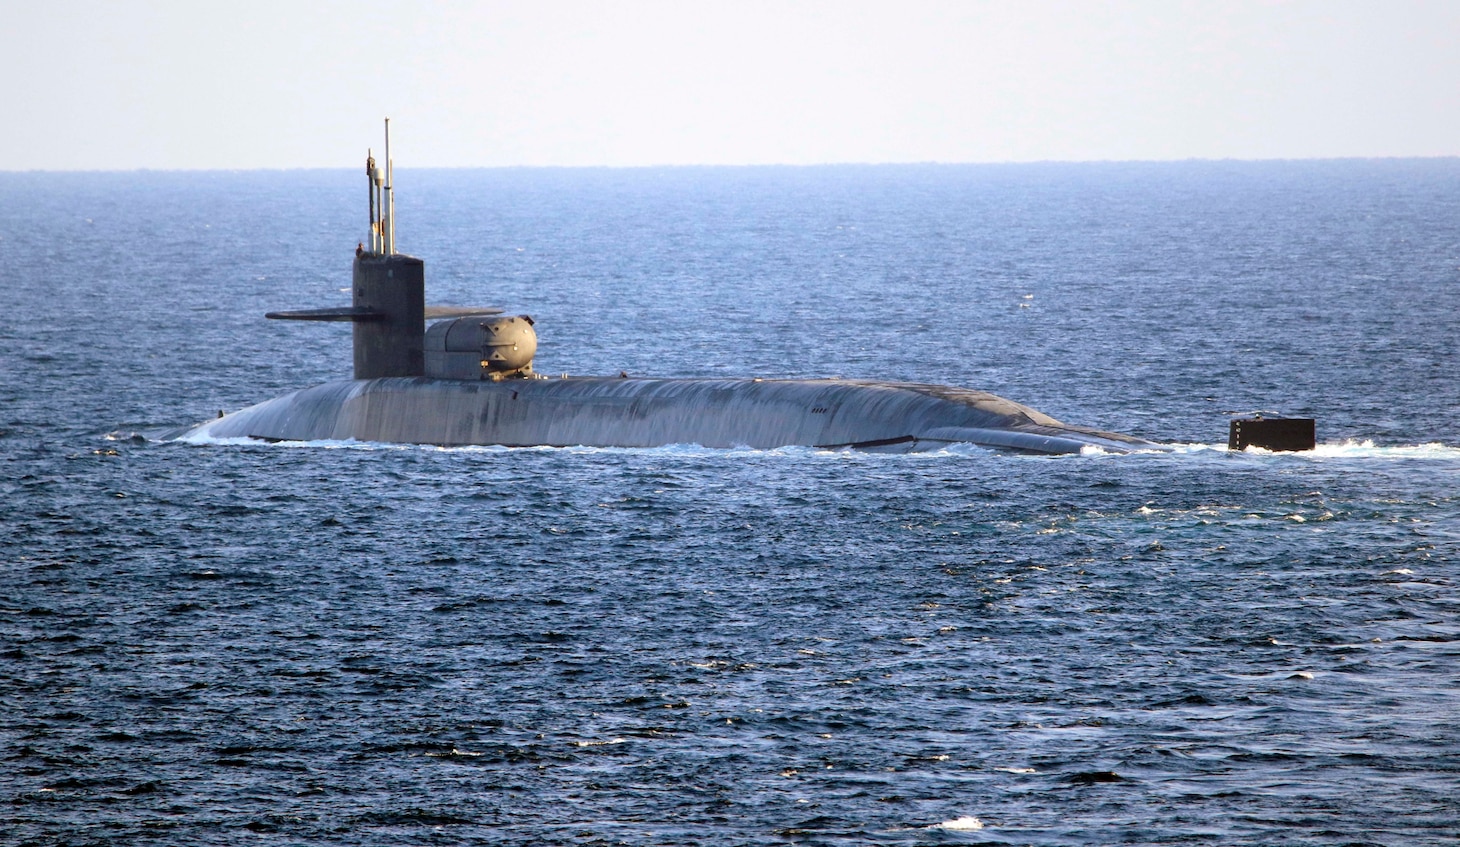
(171, 428, 1460, 463)
(930, 816, 984, 831)
(571, 737, 626, 747)
(906, 442, 998, 457)
(177, 432, 412, 451)
(103, 431, 145, 442)
(1305, 440, 1460, 459)
(424, 747, 483, 757)
(1140, 440, 1460, 461)
(175, 431, 269, 447)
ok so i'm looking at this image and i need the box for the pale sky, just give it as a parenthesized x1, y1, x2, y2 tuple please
(4, 0, 1458, 170)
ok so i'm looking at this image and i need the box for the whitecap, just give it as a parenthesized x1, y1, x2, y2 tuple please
(571, 737, 626, 747)
(930, 816, 984, 830)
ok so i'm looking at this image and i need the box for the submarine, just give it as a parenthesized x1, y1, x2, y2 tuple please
(178, 122, 1157, 456)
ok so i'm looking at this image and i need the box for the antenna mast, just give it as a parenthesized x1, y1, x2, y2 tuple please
(385, 117, 395, 255)
(366, 148, 377, 252)
(366, 118, 396, 255)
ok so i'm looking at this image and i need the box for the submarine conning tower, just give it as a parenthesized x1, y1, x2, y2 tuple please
(353, 116, 424, 379)
(265, 118, 534, 382)
(353, 252, 425, 379)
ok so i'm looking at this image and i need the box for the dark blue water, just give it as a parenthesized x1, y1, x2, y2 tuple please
(3, 161, 1458, 845)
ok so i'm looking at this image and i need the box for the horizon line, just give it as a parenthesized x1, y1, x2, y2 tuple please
(4, 153, 1459, 176)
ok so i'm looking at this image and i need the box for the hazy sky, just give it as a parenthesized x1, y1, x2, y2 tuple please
(4, 0, 1458, 170)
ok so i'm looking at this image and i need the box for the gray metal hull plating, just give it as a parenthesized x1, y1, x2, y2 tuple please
(180, 376, 1155, 454)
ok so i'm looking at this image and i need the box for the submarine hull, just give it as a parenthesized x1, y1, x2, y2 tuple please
(178, 127, 1157, 457)
(178, 376, 1156, 455)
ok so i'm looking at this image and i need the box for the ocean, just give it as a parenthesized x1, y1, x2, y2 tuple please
(2, 159, 1457, 845)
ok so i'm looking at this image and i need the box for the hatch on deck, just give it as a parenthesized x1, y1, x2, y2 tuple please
(425, 315, 538, 380)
